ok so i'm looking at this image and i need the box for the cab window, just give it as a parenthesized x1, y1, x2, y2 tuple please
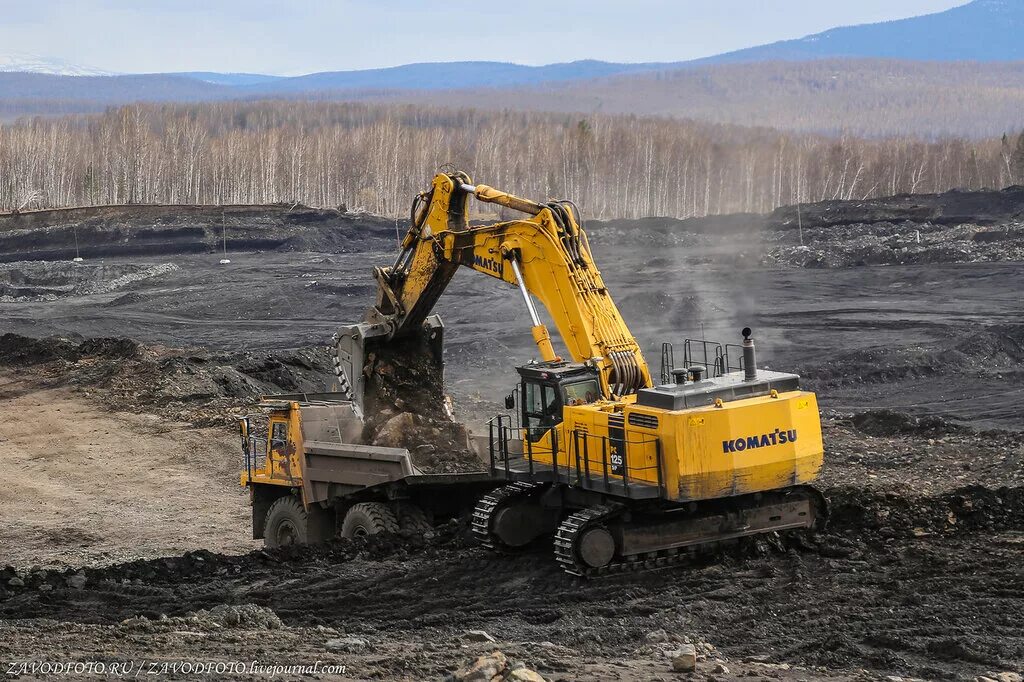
(270, 421, 288, 456)
(563, 379, 599, 406)
(523, 381, 559, 441)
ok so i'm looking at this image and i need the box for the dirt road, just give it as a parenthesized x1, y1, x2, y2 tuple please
(0, 371, 256, 568)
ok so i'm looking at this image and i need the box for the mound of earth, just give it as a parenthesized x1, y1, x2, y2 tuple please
(849, 409, 965, 437)
(799, 323, 1024, 388)
(0, 261, 180, 301)
(589, 186, 1024, 268)
(764, 221, 1024, 268)
(825, 484, 1024, 538)
(769, 186, 1024, 230)
(3, 186, 1023, 269)
(0, 333, 336, 426)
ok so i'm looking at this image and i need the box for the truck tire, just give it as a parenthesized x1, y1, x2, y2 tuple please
(341, 502, 399, 539)
(263, 496, 335, 548)
(395, 502, 434, 534)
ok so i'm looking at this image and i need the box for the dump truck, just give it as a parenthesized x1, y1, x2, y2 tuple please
(239, 385, 496, 546)
(241, 169, 826, 577)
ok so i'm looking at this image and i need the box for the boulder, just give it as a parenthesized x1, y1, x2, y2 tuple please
(203, 604, 283, 630)
(454, 652, 507, 682)
(372, 412, 416, 448)
(325, 637, 369, 653)
(508, 668, 546, 682)
(671, 644, 697, 672)
(450, 652, 547, 682)
(645, 628, 671, 643)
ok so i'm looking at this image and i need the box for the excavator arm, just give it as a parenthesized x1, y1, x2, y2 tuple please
(334, 171, 652, 406)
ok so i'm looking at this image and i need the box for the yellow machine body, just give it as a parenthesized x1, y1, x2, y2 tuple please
(519, 390, 823, 502)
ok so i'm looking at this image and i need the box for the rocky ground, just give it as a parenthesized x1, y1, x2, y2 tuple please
(1, 484, 1022, 681)
(0, 333, 337, 426)
(1, 191, 1023, 680)
(588, 186, 1024, 269)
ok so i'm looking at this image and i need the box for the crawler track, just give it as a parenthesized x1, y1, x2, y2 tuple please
(553, 487, 829, 578)
(471, 482, 545, 552)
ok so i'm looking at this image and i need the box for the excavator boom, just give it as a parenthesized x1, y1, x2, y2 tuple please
(334, 171, 652, 407)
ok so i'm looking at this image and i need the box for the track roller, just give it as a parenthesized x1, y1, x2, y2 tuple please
(553, 505, 622, 577)
(472, 482, 552, 552)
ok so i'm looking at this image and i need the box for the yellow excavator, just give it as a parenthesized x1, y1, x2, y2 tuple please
(326, 170, 826, 576)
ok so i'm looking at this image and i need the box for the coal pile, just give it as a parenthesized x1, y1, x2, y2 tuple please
(0, 204, 398, 262)
(0, 329, 485, 470)
(849, 409, 965, 437)
(824, 484, 1024, 539)
(799, 324, 1024, 389)
(0, 261, 180, 301)
(588, 185, 1024, 269)
(764, 221, 1024, 268)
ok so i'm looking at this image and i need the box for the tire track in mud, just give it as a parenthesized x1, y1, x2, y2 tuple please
(3, 486, 1023, 679)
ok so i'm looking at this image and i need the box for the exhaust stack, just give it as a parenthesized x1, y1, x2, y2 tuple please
(742, 327, 757, 381)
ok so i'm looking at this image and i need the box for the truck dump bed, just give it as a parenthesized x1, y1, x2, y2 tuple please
(301, 438, 493, 505)
(243, 393, 495, 518)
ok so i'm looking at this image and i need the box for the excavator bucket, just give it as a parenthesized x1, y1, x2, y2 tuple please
(331, 314, 445, 418)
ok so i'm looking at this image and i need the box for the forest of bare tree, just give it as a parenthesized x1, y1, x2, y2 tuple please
(1, 100, 1023, 219)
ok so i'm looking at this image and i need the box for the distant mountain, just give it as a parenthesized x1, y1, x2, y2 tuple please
(0, 73, 230, 104)
(698, 0, 1024, 64)
(3, 0, 1024, 137)
(246, 60, 675, 93)
(2, 1, 1021, 99)
(173, 72, 284, 86)
(0, 59, 678, 111)
(0, 51, 113, 77)
(392, 59, 1024, 137)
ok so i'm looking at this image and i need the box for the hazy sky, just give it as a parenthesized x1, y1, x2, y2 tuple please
(0, 0, 969, 75)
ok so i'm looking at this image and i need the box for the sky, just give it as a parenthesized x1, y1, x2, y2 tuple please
(0, 0, 970, 75)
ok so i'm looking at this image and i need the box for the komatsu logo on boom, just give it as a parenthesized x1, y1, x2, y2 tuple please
(723, 428, 798, 453)
(473, 254, 504, 276)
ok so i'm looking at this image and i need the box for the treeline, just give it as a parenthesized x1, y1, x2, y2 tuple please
(1, 101, 1023, 219)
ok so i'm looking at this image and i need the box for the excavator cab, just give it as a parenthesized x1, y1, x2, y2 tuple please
(517, 362, 600, 442)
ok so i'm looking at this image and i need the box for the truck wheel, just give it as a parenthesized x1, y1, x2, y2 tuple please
(395, 502, 434, 534)
(341, 502, 399, 539)
(264, 496, 335, 548)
